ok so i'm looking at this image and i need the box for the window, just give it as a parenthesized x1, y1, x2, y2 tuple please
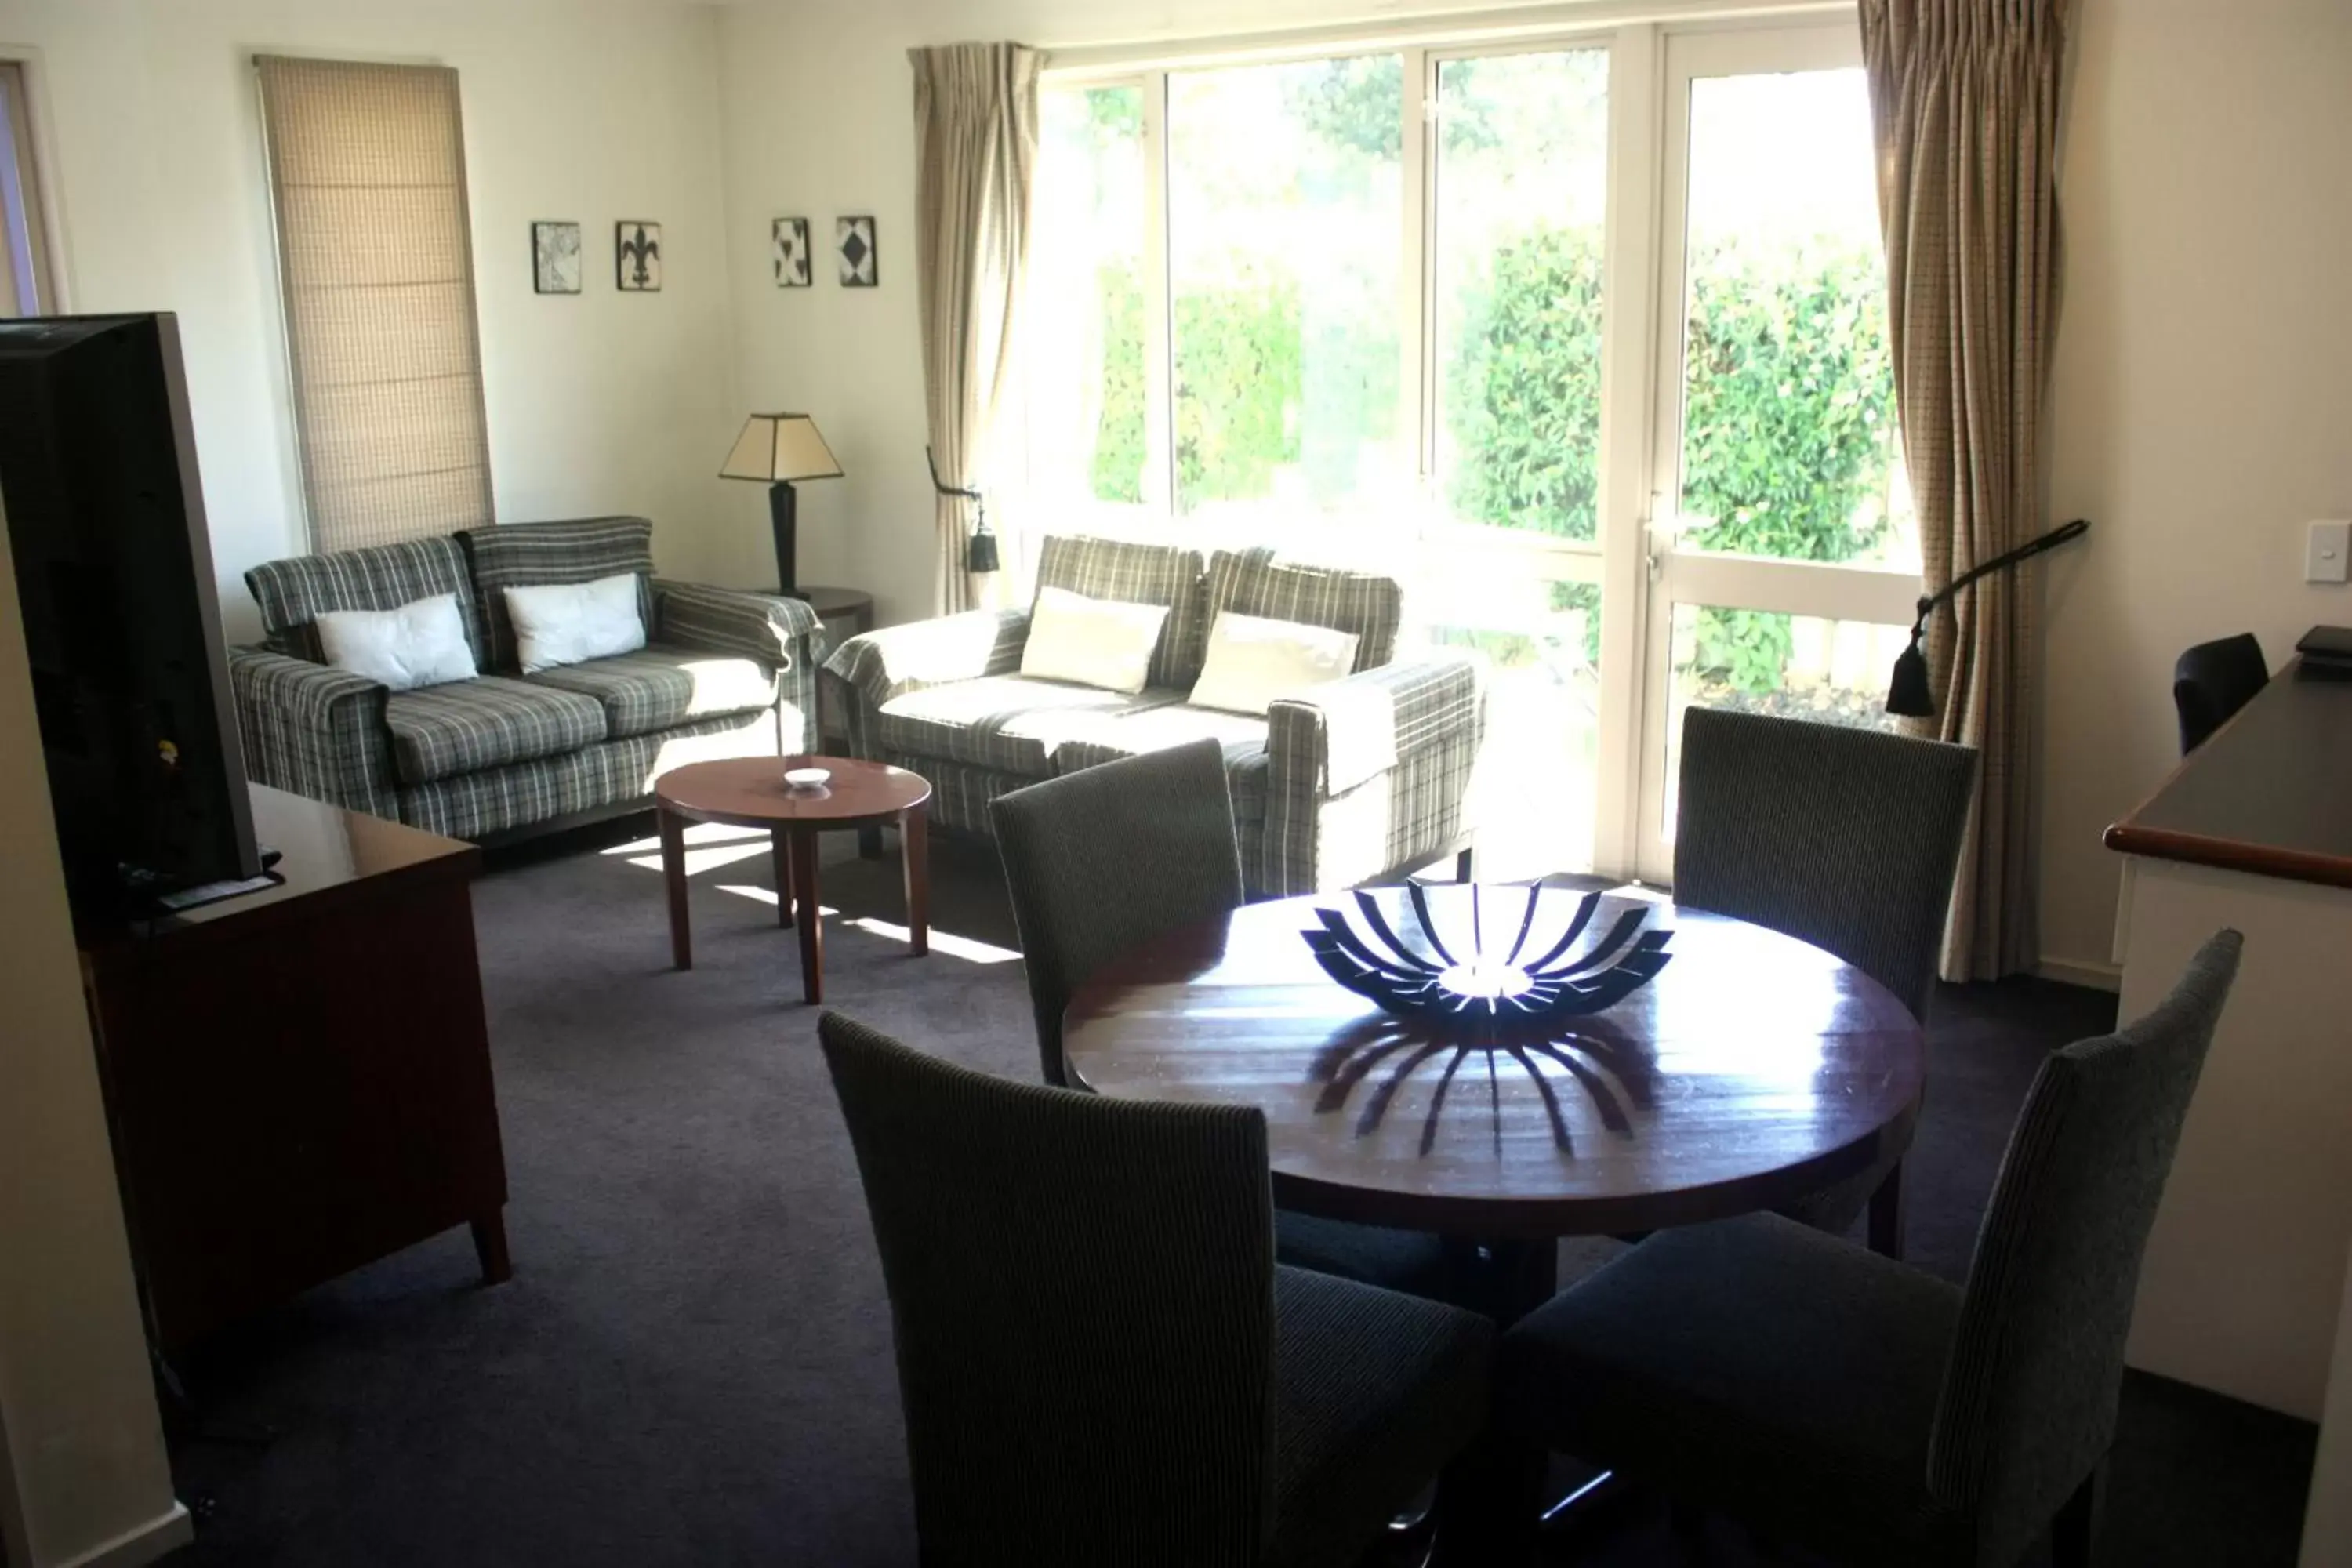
(1030, 20, 1915, 881)
(1027, 85, 1150, 528)
(256, 56, 493, 551)
(1167, 57, 1403, 550)
(0, 61, 53, 317)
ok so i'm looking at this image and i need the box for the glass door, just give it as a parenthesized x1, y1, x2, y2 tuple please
(1633, 24, 1918, 881)
(1417, 42, 1615, 880)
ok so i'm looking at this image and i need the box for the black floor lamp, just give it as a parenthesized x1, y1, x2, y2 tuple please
(720, 412, 842, 596)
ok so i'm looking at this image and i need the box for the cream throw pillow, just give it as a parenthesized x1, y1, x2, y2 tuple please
(1188, 610, 1361, 717)
(315, 593, 478, 692)
(1019, 586, 1171, 695)
(504, 572, 647, 674)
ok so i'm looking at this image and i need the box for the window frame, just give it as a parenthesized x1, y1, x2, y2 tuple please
(0, 59, 58, 317)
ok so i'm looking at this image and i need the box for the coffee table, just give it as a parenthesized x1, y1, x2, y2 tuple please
(654, 755, 931, 1004)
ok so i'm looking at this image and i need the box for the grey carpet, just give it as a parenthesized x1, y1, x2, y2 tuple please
(161, 822, 2313, 1565)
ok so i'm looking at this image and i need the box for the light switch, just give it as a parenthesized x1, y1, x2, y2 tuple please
(2308, 520, 2351, 585)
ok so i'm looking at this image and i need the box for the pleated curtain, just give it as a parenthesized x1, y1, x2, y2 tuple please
(1860, 0, 2070, 980)
(910, 43, 1040, 615)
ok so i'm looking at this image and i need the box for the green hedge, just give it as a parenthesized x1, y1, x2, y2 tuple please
(1083, 223, 1896, 691)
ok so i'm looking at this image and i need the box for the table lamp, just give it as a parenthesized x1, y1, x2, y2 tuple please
(720, 413, 842, 595)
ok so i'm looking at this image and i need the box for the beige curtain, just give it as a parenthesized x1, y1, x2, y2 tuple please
(1861, 0, 2068, 981)
(910, 43, 1040, 615)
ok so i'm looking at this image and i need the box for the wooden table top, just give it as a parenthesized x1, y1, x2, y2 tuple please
(655, 755, 931, 829)
(1063, 884, 1925, 1241)
(2106, 659, 2352, 889)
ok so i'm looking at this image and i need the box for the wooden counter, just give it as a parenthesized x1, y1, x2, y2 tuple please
(2104, 659, 2352, 1429)
(2106, 660, 2352, 887)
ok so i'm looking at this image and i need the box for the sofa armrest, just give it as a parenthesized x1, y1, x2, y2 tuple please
(652, 579, 822, 667)
(1267, 653, 1484, 798)
(227, 646, 399, 818)
(823, 608, 1032, 712)
(1254, 654, 1484, 898)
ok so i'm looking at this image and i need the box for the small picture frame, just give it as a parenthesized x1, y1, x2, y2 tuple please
(615, 221, 662, 292)
(532, 221, 581, 295)
(772, 217, 811, 288)
(837, 216, 877, 288)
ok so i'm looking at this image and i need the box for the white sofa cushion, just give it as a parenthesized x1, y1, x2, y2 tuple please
(315, 593, 479, 692)
(1019, 586, 1171, 696)
(1187, 610, 1361, 717)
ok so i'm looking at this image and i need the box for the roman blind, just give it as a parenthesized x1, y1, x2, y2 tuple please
(256, 56, 494, 550)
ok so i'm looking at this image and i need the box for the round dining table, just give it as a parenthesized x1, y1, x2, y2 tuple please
(1062, 881, 1925, 1320)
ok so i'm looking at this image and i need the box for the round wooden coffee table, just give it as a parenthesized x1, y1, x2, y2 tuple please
(654, 755, 931, 1004)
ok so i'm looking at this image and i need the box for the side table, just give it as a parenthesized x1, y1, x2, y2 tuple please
(655, 755, 931, 1005)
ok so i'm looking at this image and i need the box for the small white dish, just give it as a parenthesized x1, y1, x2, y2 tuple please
(783, 766, 832, 792)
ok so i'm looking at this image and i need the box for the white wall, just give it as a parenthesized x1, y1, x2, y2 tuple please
(0, 513, 187, 1568)
(2038, 0, 2352, 975)
(0, 0, 747, 640)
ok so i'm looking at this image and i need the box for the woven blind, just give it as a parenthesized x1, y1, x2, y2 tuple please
(256, 56, 493, 550)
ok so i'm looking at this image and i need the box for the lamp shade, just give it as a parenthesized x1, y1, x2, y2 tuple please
(720, 413, 842, 484)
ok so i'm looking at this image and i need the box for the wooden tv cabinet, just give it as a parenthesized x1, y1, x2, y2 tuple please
(79, 784, 511, 1354)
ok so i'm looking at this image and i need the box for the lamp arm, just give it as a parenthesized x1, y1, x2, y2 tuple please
(1886, 517, 2090, 719)
(1911, 517, 2092, 626)
(927, 447, 1000, 575)
(924, 446, 987, 529)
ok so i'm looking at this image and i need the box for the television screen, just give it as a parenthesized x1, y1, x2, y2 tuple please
(0, 313, 258, 924)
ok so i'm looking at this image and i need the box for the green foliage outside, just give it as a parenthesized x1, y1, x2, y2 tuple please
(1066, 62, 1896, 697)
(1445, 225, 1606, 546)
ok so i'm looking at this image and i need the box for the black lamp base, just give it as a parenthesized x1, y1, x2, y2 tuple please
(768, 481, 798, 597)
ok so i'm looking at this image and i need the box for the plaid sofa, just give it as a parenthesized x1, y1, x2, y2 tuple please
(230, 517, 821, 841)
(823, 536, 1483, 898)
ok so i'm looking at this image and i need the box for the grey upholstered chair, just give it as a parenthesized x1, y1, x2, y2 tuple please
(991, 738, 1453, 1300)
(1674, 706, 1977, 1252)
(818, 1011, 1494, 1567)
(1495, 928, 2241, 1568)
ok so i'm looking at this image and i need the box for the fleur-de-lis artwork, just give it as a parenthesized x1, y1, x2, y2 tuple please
(615, 221, 662, 292)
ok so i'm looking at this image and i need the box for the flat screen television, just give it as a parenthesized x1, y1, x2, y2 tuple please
(0, 312, 259, 926)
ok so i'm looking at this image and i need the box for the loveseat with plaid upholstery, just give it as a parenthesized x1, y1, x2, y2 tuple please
(822, 536, 1483, 899)
(229, 517, 821, 841)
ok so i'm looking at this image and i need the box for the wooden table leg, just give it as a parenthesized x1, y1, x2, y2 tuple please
(660, 804, 691, 970)
(771, 829, 795, 929)
(902, 805, 930, 958)
(790, 825, 823, 1004)
(471, 1211, 513, 1285)
(1868, 1158, 1907, 1260)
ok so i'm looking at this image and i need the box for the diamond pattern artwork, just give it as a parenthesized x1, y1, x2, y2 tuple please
(837, 216, 877, 288)
(771, 217, 811, 288)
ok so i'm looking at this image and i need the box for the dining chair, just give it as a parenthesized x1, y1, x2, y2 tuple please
(1493, 928, 2241, 1568)
(1673, 706, 1977, 1254)
(2173, 633, 2268, 753)
(818, 1011, 1495, 1567)
(991, 738, 1454, 1301)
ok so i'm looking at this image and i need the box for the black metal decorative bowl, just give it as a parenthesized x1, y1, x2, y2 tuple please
(1302, 884, 1670, 1033)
